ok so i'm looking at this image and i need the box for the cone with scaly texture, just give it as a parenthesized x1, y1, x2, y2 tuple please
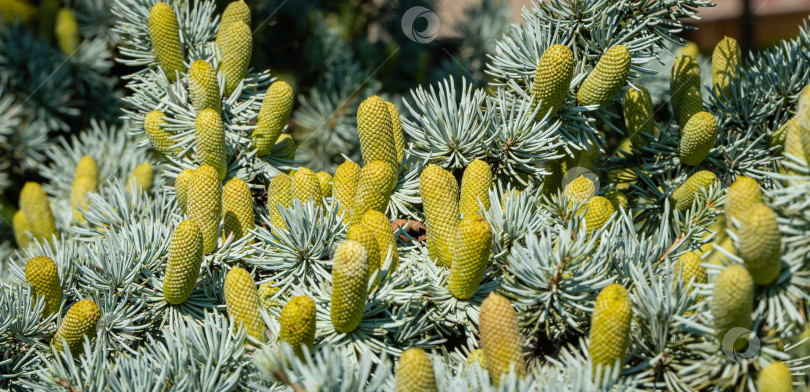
(71, 156, 98, 222)
(25, 256, 62, 316)
(604, 190, 628, 212)
(624, 86, 655, 147)
(448, 216, 492, 300)
(385, 101, 405, 166)
(459, 159, 492, 218)
(175, 169, 194, 214)
(588, 284, 632, 378)
(542, 154, 576, 197)
(725, 176, 762, 222)
(195, 108, 227, 181)
(711, 265, 753, 351)
(330, 240, 369, 333)
(222, 178, 254, 241)
(738, 203, 782, 285)
(253, 81, 293, 156)
(216, 0, 250, 50)
(712, 36, 741, 97)
(671, 54, 703, 128)
(316, 171, 332, 198)
(163, 220, 204, 304)
(126, 162, 154, 193)
(346, 224, 381, 291)
(479, 293, 524, 386)
(784, 117, 808, 179)
(357, 96, 398, 187)
(279, 295, 316, 359)
(13, 210, 29, 249)
(187, 165, 222, 253)
(419, 164, 459, 267)
(333, 160, 361, 219)
(362, 210, 399, 271)
(291, 167, 322, 208)
(531, 44, 574, 119)
(144, 110, 179, 156)
(564, 175, 596, 207)
(577, 45, 631, 106)
(396, 348, 437, 392)
(678, 42, 700, 59)
(757, 361, 794, 392)
(55, 8, 78, 56)
(51, 299, 100, 355)
(224, 267, 264, 342)
(266, 172, 292, 229)
(798, 85, 810, 162)
(466, 349, 487, 369)
(671, 170, 716, 212)
(770, 117, 794, 149)
(675, 251, 707, 293)
(221, 21, 252, 97)
(272, 134, 296, 161)
(19, 182, 58, 243)
(679, 111, 717, 166)
(351, 161, 395, 224)
(583, 196, 614, 243)
(188, 60, 222, 114)
(148, 2, 184, 82)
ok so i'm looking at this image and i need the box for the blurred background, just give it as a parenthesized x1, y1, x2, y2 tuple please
(0, 0, 808, 243)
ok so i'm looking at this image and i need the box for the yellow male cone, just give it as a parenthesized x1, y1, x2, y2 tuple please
(149, 2, 185, 82)
(51, 299, 100, 355)
(711, 265, 753, 351)
(272, 134, 296, 161)
(144, 110, 179, 156)
(725, 176, 762, 222)
(386, 101, 405, 166)
(195, 108, 227, 181)
(675, 251, 707, 293)
(577, 45, 631, 106)
(316, 171, 332, 198)
(362, 210, 400, 271)
(532, 44, 574, 119)
(224, 267, 264, 342)
(126, 162, 154, 193)
(216, 0, 250, 50)
(588, 284, 632, 377)
(671, 54, 703, 128)
(333, 160, 361, 219)
(25, 256, 62, 316)
(351, 161, 395, 223)
(479, 293, 524, 386)
(222, 178, 254, 241)
(19, 182, 58, 243)
(679, 111, 718, 166)
(188, 60, 222, 114)
(266, 172, 292, 229)
(712, 36, 741, 97)
(466, 349, 487, 369)
(279, 295, 316, 359)
(448, 216, 492, 300)
(187, 165, 222, 253)
(13, 210, 30, 249)
(330, 240, 369, 333)
(221, 21, 252, 97)
(671, 170, 716, 212)
(396, 348, 438, 392)
(253, 81, 293, 156)
(564, 175, 596, 207)
(290, 167, 322, 207)
(55, 8, 79, 56)
(163, 220, 204, 304)
(357, 96, 399, 185)
(583, 196, 614, 242)
(419, 164, 459, 267)
(70, 156, 98, 221)
(738, 203, 782, 285)
(623, 86, 655, 147)
(459, 159, 492, 218)
(175, 169, 194, 214)
(346, 224, 381, 291)
(757, 361, 794, 392)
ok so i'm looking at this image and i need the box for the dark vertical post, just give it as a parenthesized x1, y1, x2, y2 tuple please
(740, 0, 754, 53)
